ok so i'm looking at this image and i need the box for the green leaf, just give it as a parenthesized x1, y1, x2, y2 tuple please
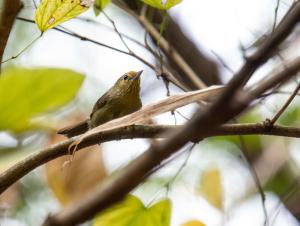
(35, 0, 92, 31)
(141, 0, 182, 10)
(265, 166, 294, 196)
(93, 195, 171, 226)
(0, 67, 84, 132)
(278, 105, 300, 125)
(94, 0, 110, 15)
(209, 110, 263, 155)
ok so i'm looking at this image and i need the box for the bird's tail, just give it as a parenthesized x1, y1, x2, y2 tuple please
(57, 119, 89, 138)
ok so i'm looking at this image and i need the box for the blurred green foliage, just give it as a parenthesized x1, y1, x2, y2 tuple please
(94, 0, 111, 15)
(93, 195, 171, 226)
(265, 166, 295, 196)
(141, 0, 182, 10)
(209, 110, 263, 156)
(278, 104, 300, 126)
(0, 67, 84, 133)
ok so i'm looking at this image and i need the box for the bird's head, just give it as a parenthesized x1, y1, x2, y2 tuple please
(114, 70, 143, 95)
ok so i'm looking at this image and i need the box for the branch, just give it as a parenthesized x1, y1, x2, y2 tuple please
(5, 2, 300, 225)
(40, 56, 300, 226)
(0, 0, 22, 71)
(0, 124, 172, 195)
(2, 123, 300, 196)
(213, 1, 300, 111)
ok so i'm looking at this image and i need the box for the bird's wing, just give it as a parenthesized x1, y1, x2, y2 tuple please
(90, 90, 110, 118)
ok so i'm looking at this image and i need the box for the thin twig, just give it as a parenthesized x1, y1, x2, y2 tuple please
(175, 110, 190, 121)
(238, 135, 269, 226)
(145, 143, 194, 206)
(165, 143, 195, 194)
(101, 10, 177, 94)
(115, 0, 222, 86)
(102, 11, 133, 53)
(16, 17, 131, 56)
(75, 17, 147, 50)
(15, 17, 186, 90)
(101, 10, 182, 94)
(259, 90, 300, 98)
(1, 34, 41, 64)
(17, 17, 155, 69)
(211, 50, 235, 74)
(113, 1, 207, 89)
(138, 15, 207, 89)
(76, 16, 170, 70)
(273, 0, 281, 33)
(269, 81, 300, 125)
(143, 31, 160, 59)
(32, 0, 37, 9)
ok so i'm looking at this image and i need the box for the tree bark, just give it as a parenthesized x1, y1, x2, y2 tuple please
(0, 0, 22, 71)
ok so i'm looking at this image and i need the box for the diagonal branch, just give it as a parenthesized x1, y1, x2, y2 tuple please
(213, 1, 300, 111)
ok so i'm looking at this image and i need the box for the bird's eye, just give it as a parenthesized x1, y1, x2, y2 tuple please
(123, 75, 129, 80)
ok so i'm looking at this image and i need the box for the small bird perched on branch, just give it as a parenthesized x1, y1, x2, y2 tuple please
(58, 70, 143, 137)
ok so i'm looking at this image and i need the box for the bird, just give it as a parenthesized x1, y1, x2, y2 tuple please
(57, 70, 143, 137)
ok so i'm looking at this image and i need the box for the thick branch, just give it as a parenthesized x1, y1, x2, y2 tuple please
(1, 123, 300, 196)
(0, 0, 22, 70)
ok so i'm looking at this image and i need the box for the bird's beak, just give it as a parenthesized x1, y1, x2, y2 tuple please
(134, 70, 143, 80)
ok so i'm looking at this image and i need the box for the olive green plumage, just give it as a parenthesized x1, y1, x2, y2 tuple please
(58, 70, 143, 137)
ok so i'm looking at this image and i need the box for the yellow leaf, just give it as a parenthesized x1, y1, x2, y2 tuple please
(198, 168, 223, 210)
(181, 220, 206, 226)
(46, 125, 107, 206)
(35, 0, 91, 31)
(93, 195, 171, 226)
